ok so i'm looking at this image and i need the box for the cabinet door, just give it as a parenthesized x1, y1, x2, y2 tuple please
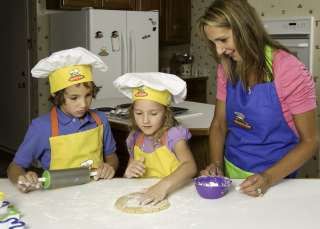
(185, 77, 207, 103)
(101, 0, 136, 10)
(135, 0, 160, 11)
(46, 0, 102, 9)
(161, 0, 190, 45)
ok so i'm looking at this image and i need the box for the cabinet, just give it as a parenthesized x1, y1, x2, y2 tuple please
(46, 0, 191, 45)
(101, 0, 135, 10)
(185, 77, 208, 103)
(46, 0, 135, 10)
(135, 0, 160, 11)
(160, 0, 190, 45)
(46, 0, 102, 9)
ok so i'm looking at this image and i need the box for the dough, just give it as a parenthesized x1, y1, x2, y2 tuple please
(114, 192, 170, 214)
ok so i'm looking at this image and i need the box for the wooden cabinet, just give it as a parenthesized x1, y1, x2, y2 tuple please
(135, 0, 160, 11)
(46, 0, 134, 10)
(160, 0, 191, 45)
(101, 0, 135, 10)
(185, 77, 208, 103)
(46, 0, 102, 9)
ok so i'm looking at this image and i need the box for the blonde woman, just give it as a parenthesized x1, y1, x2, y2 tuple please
(199, 0, 318, 197)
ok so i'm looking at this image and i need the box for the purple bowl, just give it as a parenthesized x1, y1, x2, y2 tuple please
(193, 176, 232, 199)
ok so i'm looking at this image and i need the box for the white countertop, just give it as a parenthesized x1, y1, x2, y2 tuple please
(92, 97, 215, 135)
(1, 178, 320, 229)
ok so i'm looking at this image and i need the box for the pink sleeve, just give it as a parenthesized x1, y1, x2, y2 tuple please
(216, 64, 228, 101)
(273, 50, 316, 132)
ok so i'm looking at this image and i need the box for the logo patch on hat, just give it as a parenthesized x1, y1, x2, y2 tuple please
(68, 69, 85, 82)
(134, 87, 148, 97)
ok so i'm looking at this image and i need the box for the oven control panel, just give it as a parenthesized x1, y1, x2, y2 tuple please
(263, 17, 313, 34)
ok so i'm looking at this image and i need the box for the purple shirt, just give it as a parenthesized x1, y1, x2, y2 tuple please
(14, 108, 116, 170)
(126, 126, 192, 157)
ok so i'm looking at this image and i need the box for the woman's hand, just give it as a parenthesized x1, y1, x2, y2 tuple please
(94, 162, 115, 180)
(124, 157, 145, 178)
(200, 162, 224, 176)
(17, 171, 41, 193)
(237, 173, 272, 197)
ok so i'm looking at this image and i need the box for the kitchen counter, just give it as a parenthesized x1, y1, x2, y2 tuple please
(92, 97, 215, 136)
(1, 178, 320, 229)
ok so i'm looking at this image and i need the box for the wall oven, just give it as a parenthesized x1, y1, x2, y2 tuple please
(263, 17, 315, 75)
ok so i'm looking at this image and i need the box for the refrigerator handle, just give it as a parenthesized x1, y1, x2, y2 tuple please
(121, 32, 127, 74)
(129, 30, 136, 72)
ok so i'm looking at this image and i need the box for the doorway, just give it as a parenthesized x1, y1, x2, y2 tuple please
(0, 0, 38, 154)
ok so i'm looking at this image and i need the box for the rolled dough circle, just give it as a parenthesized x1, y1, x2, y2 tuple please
(114, 192, 170, 214)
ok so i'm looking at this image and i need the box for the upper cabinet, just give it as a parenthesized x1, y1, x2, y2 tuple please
(46, 0, 102, 9)
(46, 0, 190, 44)
(46, 0, 135, 10)
(101, 0, 135, 10)
(160, 0, 190, 45)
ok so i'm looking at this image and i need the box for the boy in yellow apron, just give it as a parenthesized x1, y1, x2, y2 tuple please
(113, 72, 197, 205)
(7, 47, 118, 193)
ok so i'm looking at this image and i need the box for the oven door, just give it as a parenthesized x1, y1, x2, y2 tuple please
(274, 38, 310, 70)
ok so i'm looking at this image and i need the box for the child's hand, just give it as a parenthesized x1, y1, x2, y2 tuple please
(138, 182, 169, 205)
(124, 157, 145, 178)
(17, 171, 41, 193)
(94, 163, 115, 180)
(200, 163, 224, 176)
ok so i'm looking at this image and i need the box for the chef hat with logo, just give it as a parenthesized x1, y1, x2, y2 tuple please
(113, 72, 187, 106)
(31, 47, 108, 93)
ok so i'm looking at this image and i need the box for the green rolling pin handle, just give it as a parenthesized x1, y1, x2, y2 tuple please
(38, 169, 98, 189)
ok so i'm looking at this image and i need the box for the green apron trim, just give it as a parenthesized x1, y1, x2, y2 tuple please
(265, 45, 273, 82)
(224, 157, 253, 178)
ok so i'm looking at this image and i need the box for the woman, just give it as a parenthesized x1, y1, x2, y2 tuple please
(199, 0, 318, 197)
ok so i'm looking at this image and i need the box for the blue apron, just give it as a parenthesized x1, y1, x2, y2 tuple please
(224, 47, 299, 178)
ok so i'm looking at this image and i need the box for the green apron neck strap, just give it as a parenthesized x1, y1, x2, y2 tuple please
(265, 45, 273, 82)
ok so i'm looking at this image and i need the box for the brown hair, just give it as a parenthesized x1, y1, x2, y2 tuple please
(128, 103, 179, 143)
(198, 0, 290, 88)
(49, 81, 100, 106)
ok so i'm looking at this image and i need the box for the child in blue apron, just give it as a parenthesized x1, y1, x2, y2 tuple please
(199, 0, 318, 197)
(7, 47, 118, 193)
(113, 72, 197, 205)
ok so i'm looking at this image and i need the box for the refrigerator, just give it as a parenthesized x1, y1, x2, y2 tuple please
(49, 9, 159, 99)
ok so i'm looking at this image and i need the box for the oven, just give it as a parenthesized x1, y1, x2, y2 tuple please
(263, 17, 315, 75)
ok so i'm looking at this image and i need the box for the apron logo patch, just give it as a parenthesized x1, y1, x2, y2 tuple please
(234, 112, 252, 129)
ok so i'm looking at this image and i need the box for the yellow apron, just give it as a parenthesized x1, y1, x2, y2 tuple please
(133, 133, 180, 178)
(49, 106, 104, 170)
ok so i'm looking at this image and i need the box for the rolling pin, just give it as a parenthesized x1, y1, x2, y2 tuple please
(39, 167, 97, 190)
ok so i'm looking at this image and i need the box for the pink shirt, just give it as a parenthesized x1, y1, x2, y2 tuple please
(216, 50, 316, 134)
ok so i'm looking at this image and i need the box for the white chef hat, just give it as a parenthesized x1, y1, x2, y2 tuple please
(31, 47, 108, 93)
(113, 72, 187, 106)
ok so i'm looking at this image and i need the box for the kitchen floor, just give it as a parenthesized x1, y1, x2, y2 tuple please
(0, 151, 13, 178)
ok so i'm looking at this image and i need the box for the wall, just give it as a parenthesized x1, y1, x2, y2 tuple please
(190, 0, 320, 177)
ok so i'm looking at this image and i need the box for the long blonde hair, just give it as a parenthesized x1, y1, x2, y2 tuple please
(198, 0, 290, 88)
(128, 103, 179, 143)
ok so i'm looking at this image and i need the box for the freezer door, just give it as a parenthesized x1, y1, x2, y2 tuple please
(126, 11, 159, 73)
(88, 9, 127, 99)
